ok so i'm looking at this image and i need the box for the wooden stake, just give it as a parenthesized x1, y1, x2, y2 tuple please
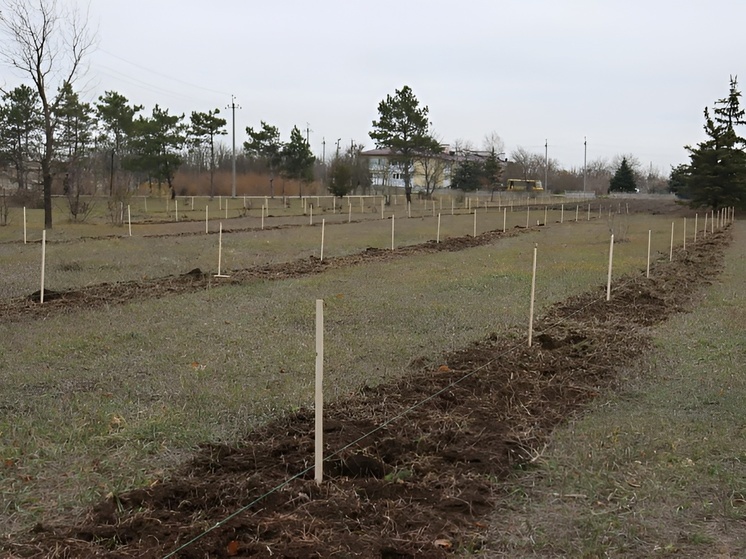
(683, 217, 687, 251)
(703, 212, 708, 238)
(503, 207, 507, 232)
(607, 234, 614, 301)
(544, 206, 548, 226)
(451, 197, 454, 216)
(144, 196, 148, 212)
(310, 205, 313, 226)
(473, 209, 477, 237)
(528, 244, 537, 347)
(175, 199, 178, 222)
(587, 203, 591, 221)
(40, 229, 46, 304)
(128, 205, 132, 236)
(575, 205, 579, 222)
(526, 205, 530, 228)
(23, 206, 26, 244)
(215, 222, 229, 277)
(669, 221, 674, 261)
(348, 202, 351, 223)
(320, 219, 326, 261)
(437, 213, 441, 243)
(646, 229, 651, 278)
(205, 206, 209, 233)
(391, 214, 395, 250)
(261, 207, 265, 230)
(560, 204, 564, 223)
(381, 198, 384, 219)
(314, 299, 324, 485)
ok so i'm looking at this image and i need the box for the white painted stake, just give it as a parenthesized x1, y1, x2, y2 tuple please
(407, 201, 411, 218)
(683, 217, 687, 251)
(607, 234, 614, 301)
(348, 202, 351, 223)
(473, 209, 477, 237)
(225, 201, 228, 220)
(587, 203, 591, 221)
(175, 199, 178, 222)
(23, 207, 27, 244)
(219, 195, 222, 210)
(703, 212, 708, 237)
(314, 298, 324, 485)
(320, 219, 326, 261)
(670, 221, 675, 261)
(191, 196, 195, 210)
(575, 205, 579, 222)
(205, 206, 209, 233)
(560, 204, 564, 223)
(646, 229, 651, 278)
(310, 205, 313, 226)
(503, 207, 507, 232)
(437, 213, 441, 243)
(215, 222, 229, 277)
(128, 205, 132, 236)
(544, 206, 547, 226)
(694, 214, 698, 242)
(333, 197, 336, 213)
(528, 244, 537, 347)
(391, 214, 395, 250)
(711, 210, 715, 234)
(261, 208, 265, 230)
(451, 198, 454, 216)
(40, 229, 46, 304)
(381, 198, 384, 219)
(526, 205, 530, 228)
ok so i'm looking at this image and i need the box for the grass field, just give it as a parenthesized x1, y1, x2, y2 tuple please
(481, 221, 745, 558)
(0, 199, 710, 539)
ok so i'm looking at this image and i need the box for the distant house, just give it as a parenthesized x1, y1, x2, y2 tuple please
(360, 146, 494, 193)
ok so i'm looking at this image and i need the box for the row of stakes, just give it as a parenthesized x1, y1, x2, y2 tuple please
(31, 205, 736, 304)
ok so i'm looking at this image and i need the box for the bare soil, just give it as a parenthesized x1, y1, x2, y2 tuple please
(3, 200, 724, 559)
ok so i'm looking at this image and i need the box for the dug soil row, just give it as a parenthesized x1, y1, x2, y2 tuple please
(0, 226, 530, 323)
(4, 227, 730, 558)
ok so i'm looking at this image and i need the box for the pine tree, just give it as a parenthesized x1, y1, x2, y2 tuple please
(609, 157, 637, 193)
(684, 77, 746, 210)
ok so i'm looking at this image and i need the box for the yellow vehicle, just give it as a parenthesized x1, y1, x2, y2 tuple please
(506, 179, 544, 191)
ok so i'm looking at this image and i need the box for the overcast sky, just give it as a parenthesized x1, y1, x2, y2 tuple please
(2, 0, 745, 174)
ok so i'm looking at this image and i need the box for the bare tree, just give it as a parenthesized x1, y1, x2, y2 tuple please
(0, 0, 95, 229)
(482, 131, 505, 155)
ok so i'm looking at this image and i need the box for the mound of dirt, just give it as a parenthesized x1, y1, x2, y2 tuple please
(3, 226, 729, 558)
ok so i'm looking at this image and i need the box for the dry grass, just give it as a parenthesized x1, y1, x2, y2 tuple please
(479, 221, 746, 558)
(0, 207, 691, 537)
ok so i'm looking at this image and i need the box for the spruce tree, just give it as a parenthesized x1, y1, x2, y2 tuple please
(685, 77, 746, 210)
(609, 157, 637, 193)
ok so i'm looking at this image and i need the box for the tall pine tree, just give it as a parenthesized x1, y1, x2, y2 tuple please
(683, 77, 746, 210)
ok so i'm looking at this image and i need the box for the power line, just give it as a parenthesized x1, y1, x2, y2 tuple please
(97, 48, 231, 97)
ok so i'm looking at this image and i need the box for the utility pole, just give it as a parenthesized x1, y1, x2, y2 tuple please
(226, 95, 241, 198)
(306, 123, 312, 146)
(583, 137, 587, 192)
(336, 138, 341, 159)
(544, 139, 548, 191)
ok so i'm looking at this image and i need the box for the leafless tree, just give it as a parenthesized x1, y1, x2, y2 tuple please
(482, 131, 505, 155)
(0, 0, 95, 229)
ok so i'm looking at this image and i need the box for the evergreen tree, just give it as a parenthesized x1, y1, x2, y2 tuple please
(281, 125, 315, 197)
(609, 157, 637, 193)
(369, 85, 440, 203)
(96, 91, 143, 196)
(684, 77, 746, 210)
(451, 159, 485, 191)
(0, 84, 43, 191)
(244, 121, 282, 197)
(189, 109, 226, 199)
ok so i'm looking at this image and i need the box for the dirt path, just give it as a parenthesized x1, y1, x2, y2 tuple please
(2, 219, 730, 558)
